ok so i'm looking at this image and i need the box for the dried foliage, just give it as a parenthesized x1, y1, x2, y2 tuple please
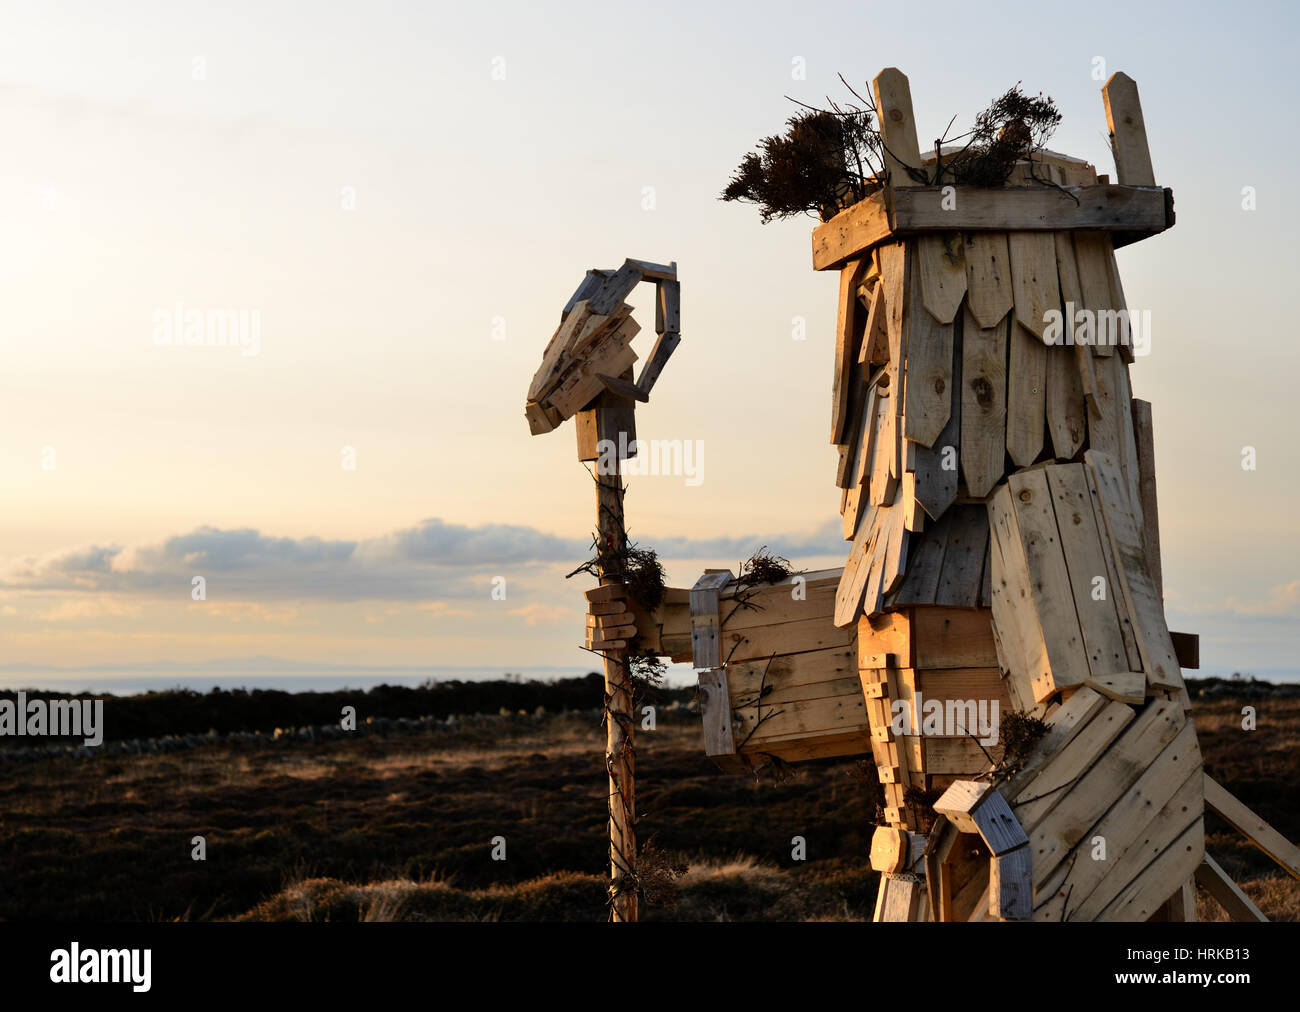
(722, 77, 1063, 224)
(737, 545, 798, 586)
(636, 839, 688, 909)
(996, 710, 1050, 775)
(567, 535, 666, 613)
(935, 85, 1062, 187)
(903, 785, 944, 834)
(721, 108, 881, 223)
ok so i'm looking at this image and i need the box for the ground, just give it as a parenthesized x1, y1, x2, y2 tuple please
(0, 682, 1295, 921)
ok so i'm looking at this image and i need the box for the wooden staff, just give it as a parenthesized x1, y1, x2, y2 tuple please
(591, 390, 638, 922)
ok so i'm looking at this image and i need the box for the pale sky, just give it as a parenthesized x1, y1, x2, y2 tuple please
(2, 0, 1297, 682)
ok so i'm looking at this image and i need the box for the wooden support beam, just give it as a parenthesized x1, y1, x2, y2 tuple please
(872, 68, 923, 189)
(811, 185, 1173, 271)
(1196, 854, 1268, 922)
(1203, 774, 1300, 881)
(1102, 72, 1156, 187)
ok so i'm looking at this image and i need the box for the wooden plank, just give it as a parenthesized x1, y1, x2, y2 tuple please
(1029, 702, 1192, 884)
(1085, 451, 1184, 694)
(960, 306, 1007, 497)
(1203, 775, 1300, 881)
(872, 68, 924, 188)
(912, 605, 997, 669)
(1009, 699, 1136, 828)
(1102, 72, 1155, 187)
(720, 614, 855, 665)
(1046, 344, 1087, 460)
(916, 234, 967, 324)
(888, 510, 950, 606)
(881, 504, 910, 598)
(1130, 399, 1162, 598)
(909, 308, 961, 519)
(689, 571, 732, 668)
(934, 506, 989, 608)
(836, 366, 870, 489)
(1006, 313, 1047, 466)
(1036, 758, 1201, 921)
(811, 191, 892, 272)
(1007, 469, 1093, 699)
(697, 668, 735, 757)
(587, 261, 643, 316)
(627, 258, 677, 282)
(987, 490, 1052, 708)
(1196, 854, 1268, 922)
(991, 847, 1033, 919)
(859, 281, 889, 366)
(1008, 232, 1058, 341)
(654, 279, 680, 335)
(835, 507, 879, 628)
(810, 185, 1171, 271)
(635, 331, 680, 398)
(902, 252, 955, 447)
(831, 257, 871, 444)
(924, 736, 997, 776)
(1044, 465, 1131, 679)
(1095, 817, 1204, 922)
(963, 232, 1013, 329)
(869, 391, 898, 506)
(1170, 631, 1199, 669)
(1000, 685, 1108, 800)
(895, 184, 1168, 234)
(1073, 232, 1117, 357)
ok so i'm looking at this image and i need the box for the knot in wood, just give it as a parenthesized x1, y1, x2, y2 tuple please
(1018, 489, 1032, 503)
(971, 377, 993, 407)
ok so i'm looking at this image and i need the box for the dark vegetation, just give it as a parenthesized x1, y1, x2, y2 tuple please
(721, 78, 1063, 223)
(0, 675, 1296, 921)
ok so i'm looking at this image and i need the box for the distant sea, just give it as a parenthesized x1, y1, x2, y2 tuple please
(0, 659, 702, 695)
(0, 659, 1293, 696)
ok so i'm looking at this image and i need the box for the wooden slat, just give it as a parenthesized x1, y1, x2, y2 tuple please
(987, 490, 1052, 708)
(888, 510, 950, 606)
(1008, 231, 1058, 341)
(1196, 854, 1268, 922)
(831, 257, 871, 444)
(869, 389, 898, 506)
(916, 234, 967, 324)
(1131, 399, 1162, 598)
(1102, 72, 1155, 187)
(697, 667, 736, 757)
(872, 68, 924, 188)
(934, 506, 989, 608)
(960, 306, 1007, 497)
(1036, 759, 1201, 921)
(1006, 469, 1093, 698)
(1046, 343, 1087, 460)
(903, 252, 955, 447)
(811, 186, 1172, 271)
(1095, 817, 1204, 922)
(1085, 452, 1184, 694)
(1203, 775, 1300, 881)
(1028, 701, 1191, 883)
(1006, 312, 1047, 466)
(963, 232, 1013, 329)
(1044, 466, 1131, 678)
(912, 602, 997, 669)
(1074, 232, 1117, 357)
(909, 310, 961, 519)
(1009, 700, 1136, 828)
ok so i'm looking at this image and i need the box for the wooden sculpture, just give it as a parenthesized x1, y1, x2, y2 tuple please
(528, 72, 1300, 922)
(525, 258, 681, 923)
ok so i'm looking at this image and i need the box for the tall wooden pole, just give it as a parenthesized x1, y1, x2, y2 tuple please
(593, 392, 638, 922)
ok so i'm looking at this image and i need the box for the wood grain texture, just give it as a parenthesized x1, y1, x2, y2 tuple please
(960, 306, 1007, 496)
(963, 232, 1013, 329)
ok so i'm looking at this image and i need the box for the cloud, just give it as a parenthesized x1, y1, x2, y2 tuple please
(0, 517, 844, 604)
(508, 603, 579, 627)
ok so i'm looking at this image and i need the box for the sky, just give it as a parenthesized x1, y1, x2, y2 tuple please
(1, 0, 1297, 687)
